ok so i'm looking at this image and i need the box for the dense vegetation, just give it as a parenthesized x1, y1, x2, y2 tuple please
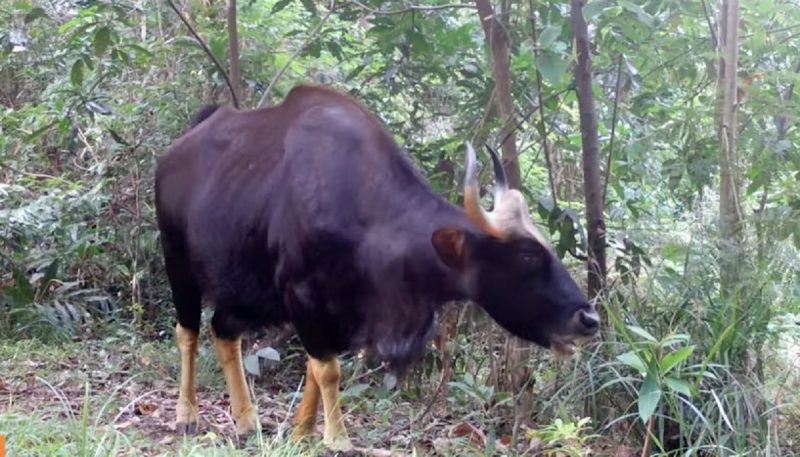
(1, 0, 799, 455)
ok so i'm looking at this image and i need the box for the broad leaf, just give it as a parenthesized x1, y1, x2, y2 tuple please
(341, 383, 369, 399)
(583, 0, 611, 20)
(93, 26, 112, 56)
(243, 354, 261, 376)
(25, 7, 48, 23)
(535, 51, 569, 85)
(665, 377, 692, 397)
(627, 325, 658, 343)
(256, 346, 280, 362)
(383, 373, 398, 390)
(661, 345, 694, 375)
(70, 59, 84, 86)
(638, 372, 661, 423)
(300, 0, 317, 15)
(209, 36, 226, 62)
(271, 0, 293, 13)
(617, 350, 647, 374)
(538, 25, 561, 49)
(8, 269, 35, 305)
(40, 260, 60, 296)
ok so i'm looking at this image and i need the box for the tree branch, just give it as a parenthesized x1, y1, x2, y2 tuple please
(347, 0, 475, 15)
(257, 0, 336, 107)
(700, 0, 718, 49)
(227, 0, 241, 104)
(571, 0, 607, 299)
(602, 53, 623, 206)
(165, 0, 240, 108)
(529, 0, 557, 205)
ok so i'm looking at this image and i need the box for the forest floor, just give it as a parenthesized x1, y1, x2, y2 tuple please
(0, 332, 635, 457)
(0, 334, 630, 457)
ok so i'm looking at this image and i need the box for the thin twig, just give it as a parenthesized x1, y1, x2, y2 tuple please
(469, 86, 497, 145)
(529, 0, 557, 204)
(700, 0, 718, 49)
(257, 0, 336, 107)
(165, 0, 240, 108)
(602, 53, 623, 205)
(640, 415, 654, 457)
(496, 87, 570, 152)
(347, 0, 475, 15)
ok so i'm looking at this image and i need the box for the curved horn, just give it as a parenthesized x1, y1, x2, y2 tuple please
(463, 143, 503, 238)
(484, 143, 508, 195)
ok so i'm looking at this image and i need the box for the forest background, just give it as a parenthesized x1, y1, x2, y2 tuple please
(2, 0, 800, 455)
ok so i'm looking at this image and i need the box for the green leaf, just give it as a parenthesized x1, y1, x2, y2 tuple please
(325, 41, 343, 60)
(81, 54, 95, 71)
(111, 49, 130, 64)
(617, 351, 647, 374)
(125, 44, 154, 58)
(243, 354, 261, 376)
(583, 0, 611, 21)
(638, 372, 661, 423)
(70, 59, 84, 87)
(408, 30, 431, 54)
(25, 7, 48, 23)
(305, 39, 321, 57)
(665, 377, 692, 397)
(341, 383, 369, 399)
(92, 26, 112, 56)
(536, 51, 569, 85)
(271, 0, 293, 13)
(256, 346, 280, 362)
(661, 345, 694, 375)
(9, 268, 35, 305)
(660, 242, 687, 262)
(345, 63, 367, 82)
(660, 333, 690, 347)
(300, 0, 317, 15)
(538, 25, 561, 49)
(209, 36, 226, 62)
(40, 260, 60, 296)
(627, 325, 658, 343)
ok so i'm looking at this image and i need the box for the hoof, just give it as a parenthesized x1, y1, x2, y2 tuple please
(175, 421, 198, 435)
(291, 423, 315, 442)
(232, 408, 261, 437)
(323, 435, 354, 453)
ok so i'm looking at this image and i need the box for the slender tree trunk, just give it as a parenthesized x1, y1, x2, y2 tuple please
(715, 0, 742, 298)
(474, 2, 531, 444)
(570, 0, 606, 300)
(475, 0, 522, 188)
(227, 0, 241, 105)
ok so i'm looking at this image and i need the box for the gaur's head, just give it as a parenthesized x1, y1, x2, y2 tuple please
(432, 143, 599, 356)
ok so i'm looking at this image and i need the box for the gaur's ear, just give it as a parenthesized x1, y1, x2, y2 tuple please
(432, 227, 473, 271)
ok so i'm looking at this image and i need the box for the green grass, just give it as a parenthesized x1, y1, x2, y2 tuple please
(0, 409, 319, 457)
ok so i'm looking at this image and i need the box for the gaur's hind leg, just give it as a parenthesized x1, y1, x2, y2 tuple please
(211, 312, 258, 435)
(163, 241, 202, 435)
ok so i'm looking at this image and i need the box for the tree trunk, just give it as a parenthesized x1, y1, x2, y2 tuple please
(227, 0, 241, 105)
(474, 0, 522, 188)
(570, 0, 607, 300)
(474, 1, 531, 445)
(715, 0, 742, 298)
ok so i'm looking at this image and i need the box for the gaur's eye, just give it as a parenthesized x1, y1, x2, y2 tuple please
(520, 250, 541, 265)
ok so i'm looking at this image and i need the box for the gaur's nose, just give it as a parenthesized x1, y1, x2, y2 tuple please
(578, 308, 600, 333)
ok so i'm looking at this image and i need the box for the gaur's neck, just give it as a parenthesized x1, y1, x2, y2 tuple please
(391, 193, 478, 305)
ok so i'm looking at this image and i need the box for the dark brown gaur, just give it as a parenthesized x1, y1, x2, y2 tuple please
(154, 85, 599, 451)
